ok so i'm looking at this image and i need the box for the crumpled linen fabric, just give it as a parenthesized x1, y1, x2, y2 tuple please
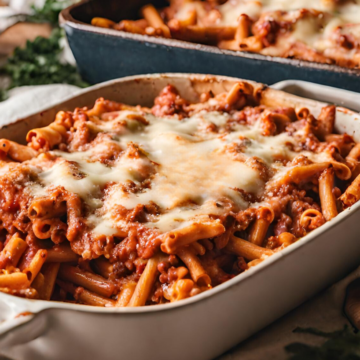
(0, 84, 80, 125)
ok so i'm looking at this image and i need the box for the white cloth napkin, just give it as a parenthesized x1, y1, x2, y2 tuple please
(8, 0, 44, 13)
(0, 0, 44, 20)
(0, 84, 80, 127)
(1, 0, 75, 15)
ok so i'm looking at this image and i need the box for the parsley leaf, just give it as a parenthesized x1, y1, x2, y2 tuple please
(285, 326, 360, 360)
(5, 28, 88, 89)
(27, 0, 74, 26)
(0, 90, 7, 102)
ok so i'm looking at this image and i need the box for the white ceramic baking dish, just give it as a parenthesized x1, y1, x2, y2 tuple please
(0, 74, 360, 360)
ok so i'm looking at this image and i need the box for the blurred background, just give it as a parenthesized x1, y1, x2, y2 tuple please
(0, 0, 86, 101)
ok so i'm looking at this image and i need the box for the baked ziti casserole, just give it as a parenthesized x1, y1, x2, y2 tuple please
(0, 81, 359, 307)
(91, 0, 360, 69)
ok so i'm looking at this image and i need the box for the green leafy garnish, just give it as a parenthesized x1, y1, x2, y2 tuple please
(5, 28, 88, 89)
(27, 0, 74, 26)
(285, 326, 360, 360)
(0, 89, 7, 102)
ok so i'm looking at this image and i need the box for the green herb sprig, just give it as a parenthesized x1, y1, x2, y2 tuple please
(5, 28, 88, 89)
(28, 0, 74, 26)
(285, 326, 360, 360)
(0, 89, 7, 102)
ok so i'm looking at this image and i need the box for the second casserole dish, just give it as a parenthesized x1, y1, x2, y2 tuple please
(60, 0, 360, 90)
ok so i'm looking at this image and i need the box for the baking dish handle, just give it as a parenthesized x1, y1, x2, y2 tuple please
(0, 298, 47, 352)
(271, 80, 360, 112)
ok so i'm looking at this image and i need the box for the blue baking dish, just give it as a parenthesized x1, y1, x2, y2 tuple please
(60, 0, 360, 91)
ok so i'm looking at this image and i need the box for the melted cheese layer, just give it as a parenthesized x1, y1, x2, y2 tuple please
(31, 110, 296, 234)
(218, 0, 360, 25)
(217, 0, 360, 54)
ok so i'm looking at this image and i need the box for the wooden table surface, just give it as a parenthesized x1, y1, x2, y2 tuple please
(0, 23, 52, 56)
